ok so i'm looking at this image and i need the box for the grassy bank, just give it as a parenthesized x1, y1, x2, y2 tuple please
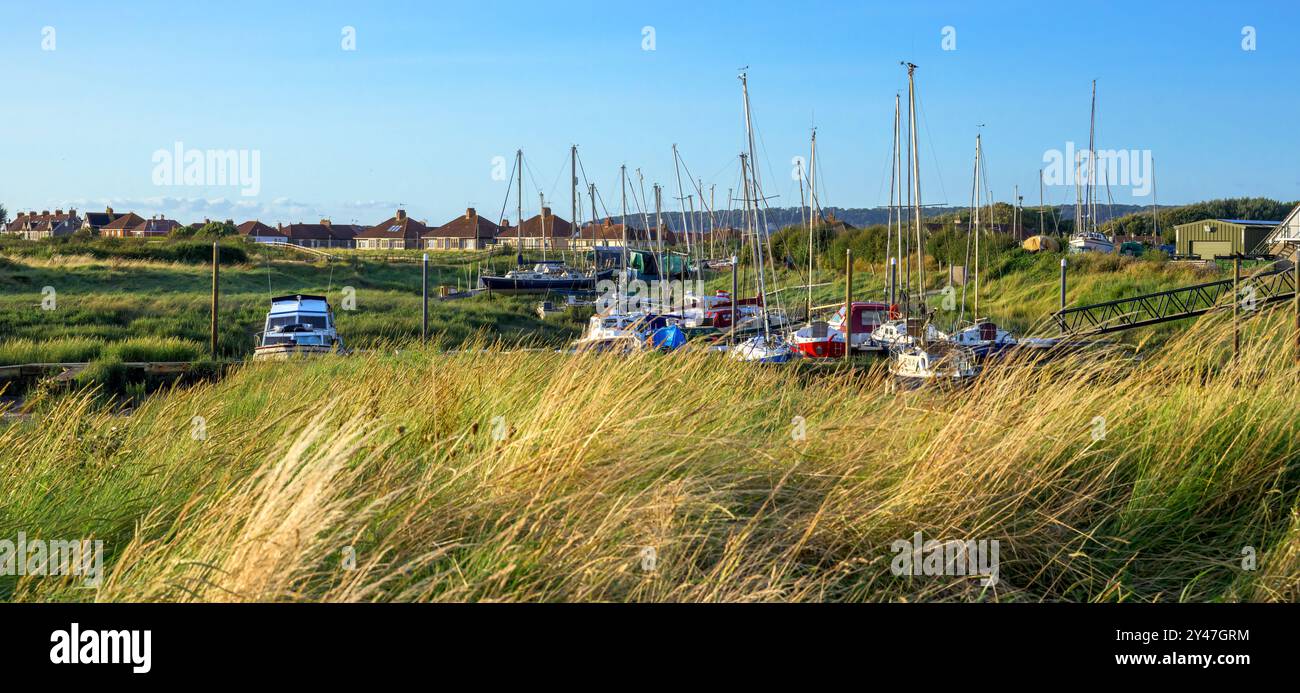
(1, 304, 1296, 602)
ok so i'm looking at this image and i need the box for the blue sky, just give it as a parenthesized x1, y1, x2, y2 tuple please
(2, 0, 1297, 226)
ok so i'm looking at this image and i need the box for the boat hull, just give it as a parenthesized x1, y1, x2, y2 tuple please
(480, 276, 597, 294)
(252, 344, 345, 361)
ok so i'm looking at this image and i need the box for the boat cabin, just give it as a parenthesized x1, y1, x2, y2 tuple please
(258, 294, 342, 349)
(828, 302, 898, 335)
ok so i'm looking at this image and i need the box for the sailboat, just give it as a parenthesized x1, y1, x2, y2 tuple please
(884, 63, 978, 381)
(729, 71, 795, 364)
(479, 148, 609, 293)
(1068, 81, 1116, 254)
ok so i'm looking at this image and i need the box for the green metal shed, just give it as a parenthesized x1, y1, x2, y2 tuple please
(1173, 218, 1279, 258)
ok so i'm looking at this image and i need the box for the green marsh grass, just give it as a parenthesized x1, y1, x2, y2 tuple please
(1, 306, 1296, 602)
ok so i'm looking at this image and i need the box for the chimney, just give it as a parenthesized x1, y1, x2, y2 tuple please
(320, 219, 331, 227)
(277, 223, 283, 231)
(106, 206, 113, 214)
(396, 209, 407, 221)
(16, 212, 24, 218)
(541, 206, 552, 217)
(466, 207, 475, 220)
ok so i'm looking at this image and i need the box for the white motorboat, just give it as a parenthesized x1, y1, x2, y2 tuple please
(729, 334, 795, 364)
(889, 342, 978, 381)
(947, 320, 1018, 358)
(1068, 231, 1115, 254)
(872, 318, 949, 351)
(253, 294, 346, 360)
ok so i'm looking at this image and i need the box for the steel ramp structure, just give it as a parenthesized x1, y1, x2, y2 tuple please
(1053, 264, 1297, 336)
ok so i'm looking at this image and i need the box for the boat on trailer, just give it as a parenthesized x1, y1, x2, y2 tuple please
(253, 294, 346, 360)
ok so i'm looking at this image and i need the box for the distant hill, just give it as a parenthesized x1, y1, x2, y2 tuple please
(622, 198, 1297, 238)
(1100, 197, 1297, 242)
(622, 203, 1160, 232)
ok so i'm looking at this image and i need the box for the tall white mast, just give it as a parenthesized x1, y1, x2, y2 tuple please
(893, 93, 903, 295)
(739, 71, 770, 338)
(570, 145, 577, 263)
(620, 164, 628, 277)
(672, 144, 691, 281)
(905, 62, 923, 315)
(973, 133, 982, 321)
(515, 149, 523, 262)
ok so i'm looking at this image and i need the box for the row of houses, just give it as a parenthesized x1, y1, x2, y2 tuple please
(3, 205, 714, 251)
(3, 207, 185, 240)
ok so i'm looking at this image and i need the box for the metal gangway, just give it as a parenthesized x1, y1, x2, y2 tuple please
(1052, 261, 1297, 336)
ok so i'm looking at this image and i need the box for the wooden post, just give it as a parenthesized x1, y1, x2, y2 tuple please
(210, 241, 219, 358)
(844, 248, 853, 363)
(421, 253, 429, 345)
(1294, 256, 1299, 363)
(1233, 255, 1241, 360)
(730, 256, 738, 346)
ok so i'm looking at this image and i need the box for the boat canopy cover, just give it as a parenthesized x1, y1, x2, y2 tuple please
(269, 294, 331, 315)
(648, 324, 687, 351)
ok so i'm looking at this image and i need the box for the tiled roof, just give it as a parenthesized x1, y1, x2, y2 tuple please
(426, 209, 501, 239)
(237, 220, 283, 237)
(357, 212, 429, 239)
(103, 212, 147, 231)
(281, 222, 362, 241)
(6, 210, 81, 233)
(497, 208, 573, 239)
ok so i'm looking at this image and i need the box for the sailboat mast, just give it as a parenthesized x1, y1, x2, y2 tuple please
(739, 71, 770, 338)
(973, 134, 982, 321)
(620, 164, 628, 277)
(1087, 79, 1097, 233)
(538, 192, 547, 261)
(654, 183, 664, 273)
(708, 184, 716, 260)
(893, 93, 903, 303)
(588, 182, 597, 268)
(905, 62, 923, 314)
(672, 144, 690, 283)
(806, 130, 815, 323)
(570, 145, 577, 261)
(515, 149, 523, 262)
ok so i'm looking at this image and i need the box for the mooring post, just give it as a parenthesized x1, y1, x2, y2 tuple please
(730, 255, 738, 346)
(210, 241, 219, 358)
(844, 248, 854, 364)
(421, 252, 429, 345)
(889, 256, 897, 312)
(1233, 255, 1241, 360)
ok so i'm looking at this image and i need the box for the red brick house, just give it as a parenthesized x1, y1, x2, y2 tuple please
(355, 209, 428, 250)
(496, 207, 574, 250)
(423, 208, 500, 250)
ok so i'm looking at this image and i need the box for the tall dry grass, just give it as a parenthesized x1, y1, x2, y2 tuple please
(0, 305, 1297, 602)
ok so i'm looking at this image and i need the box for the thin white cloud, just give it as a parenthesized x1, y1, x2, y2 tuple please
(48, 196, 403, 226)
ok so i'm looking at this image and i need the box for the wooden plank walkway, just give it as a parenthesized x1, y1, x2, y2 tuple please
(0, 361, 197, 379)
